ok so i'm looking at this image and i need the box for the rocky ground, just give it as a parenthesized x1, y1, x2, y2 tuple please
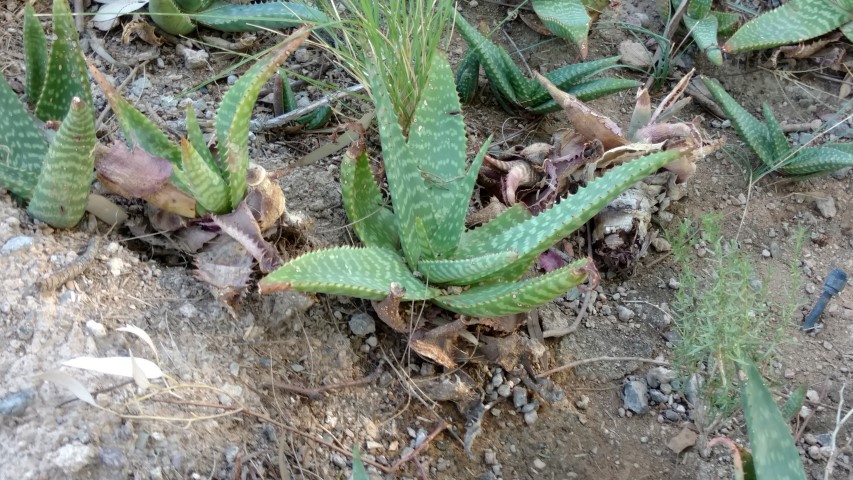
(1, 1, 853, 479)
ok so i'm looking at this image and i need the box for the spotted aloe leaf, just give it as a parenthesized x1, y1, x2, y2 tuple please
(723, 0, 853, 52)
(188, 1, 331, 33)
(740, 361, 807, 480)
(23, 3, 47, 106)
(453, 13, 637, 112)
(149, 0, 196, 35)
(34, 0, 92, 122)
(259, 246, 441, 301)
(215, 27, 310, 209)
(782, 147, 853, 177)
(27, 97, 96, 228)
(179, 138, 230, 214)
(701, 77, 776, 166)
(0, 76, 48, 199)
(531, 0, 593, 58)
(432, 258, 591, 316)
(339, 141, 399, 251)
(455, 49, 481, 103)
(780, 385, 806, 422)
(684, 13, 723, 65)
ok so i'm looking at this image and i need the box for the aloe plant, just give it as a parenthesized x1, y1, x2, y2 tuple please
(0, 0, 96, 228)
(723, 0, 853, 53)
(672, 0, 740, 65)
(529, 0, 609, 59)
(453, 13, 639, 114)
(92, 29, 310, 217)
(260, 52, 680, 317)
(702, 77, 853, 178)
(144, 0, 331, 35)
(273, 69, 332, 130)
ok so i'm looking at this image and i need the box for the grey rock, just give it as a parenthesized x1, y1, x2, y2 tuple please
(348, 313, 375, 336)
(497, 384, 512, 398)
(52, 444, 96, 474)
(622, 380, 649, 414)
(99, 448, 126, 469)
(224, 446, 239, 464)
(129, 76, 152, 97)
(484, 449, 497, 465)
(769, 241, 780, 258)
(512, 387, 527, 409)
(651, 237, 672, 252)
(524, 410, 539, 425)
(616, 305, 635, 322)
(803, 433, 818, 445)
(663, 409, 680, 422)
(815, 433, 832, 446)
(331, 453, 347, 468)
(685, 374, 702, 404)
(668, 278, 681, 290)
(808, 445, 822, 460)
(491, 372, 504, 387)
(1, 236, 34, 255)
(575, 394, 590, 410)
(176, 44, 209, 69)
(660, 383, 673, 395)
(830, 167, 851, 180)
(649, 389, 668, 404)
(0, 390, 34, 416)
(294, 48, 312, 63)
(815, 196, 836, 219)
(521, 400, 539, 413)
(532, 458, 546, 470)
(646, 367, 677, 389)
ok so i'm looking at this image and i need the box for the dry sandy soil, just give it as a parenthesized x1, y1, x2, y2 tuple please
(1, 0, 852, 479)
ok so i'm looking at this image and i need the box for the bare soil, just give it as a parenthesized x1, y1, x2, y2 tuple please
(1, 1, 852, 479)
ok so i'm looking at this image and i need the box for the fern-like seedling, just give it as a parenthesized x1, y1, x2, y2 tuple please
(453, 13, 639, 114)
(723, 0, 853, 53)
(0, 0, 96, 228)
(702, 77, 853, 178)
(260, 52, 681, 320)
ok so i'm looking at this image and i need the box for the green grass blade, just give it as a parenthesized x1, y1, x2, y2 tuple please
(215, 28, 309, 209)
(779, 147, 853, 176)
(741, 361, 807, 480)
(532, 0, 592, 57)
(433, 258, 591, 316)
(684, 14, 723, 65)
(723, 0, 853, 52)
(190, 1, 331, 32)
(701, 77, 776, 167)
(258, 246, 441, 301)
(180, 138, 230, 214)
(27, 97, 95, 228)
(417, 249, 520, 285)
(34, 0, 92, 122)
(0, 75, 48, 199)
(351, 446, 369, 480)
(340, 145, 399, 250)
(23, 3, 48, 107)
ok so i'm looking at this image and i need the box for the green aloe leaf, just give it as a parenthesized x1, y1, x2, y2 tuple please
(215, 27, 309, 209)
(27, 97, 95, 228)
(713, 11, 741, 36)
(467, 150, 681, 275)
(457, 203, 532, 256)
(825, 142, 853, 155)
(532, 0, 592, 58)
(23, 3, 48, 107)
(684, 14, 723, 65)
(189, 1, 332, 32)
(780, 147, 853, 176)
(180, 138, 230, 214)
(740, 361, 807, 480)
(433, 258, 591, 316)
(723, 0, 853, 52)
(174, 0, 215, 13)
(701, 77, 775, 167)
(780, 385, 806, 422)
(417, 249, 520, 285)
(184, 103, 219, 174)
(339, 145, 399, 251)
(686, 0, 712, 20)
(528, 78, 641, 114)
(760, 103, 792, 159)
(258, 246, 441, 301)
(0, 75, 48, 199)
(297, 105, 332, 129)
(34, 0, 92, 122)
(531, 56, 622, 106)
(149, 0, 196, 35)
(455, 49, 481, 104)
(842, 20, 853, 42)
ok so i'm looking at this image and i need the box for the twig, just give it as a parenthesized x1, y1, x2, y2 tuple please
(781, 122, 820, 133)
(39, 237, 101, 292)
(543, 229, 595, 338)
(263, 364, 383, 400)
(389, 421, 448, 472)
(825, 383, 853, 480)
(536, 356, 669, 378)
(250, 84, 365, 132)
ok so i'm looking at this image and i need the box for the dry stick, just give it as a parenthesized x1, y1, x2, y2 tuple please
(543, 229, 595, 338)
(262, 364, 383, 400)
(794, 376, 830, 442)
(250, 84, 365, 132)
(537, 356, 669, 379)
(825, 384, 853, 480)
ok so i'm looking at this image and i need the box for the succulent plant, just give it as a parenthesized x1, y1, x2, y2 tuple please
(723, 0, 853, 53)
(0, 0, 97, 228)
(529, 0, 609, 59)
(272, 69, 332, 130)
(671, 0, 740, 65)
(259, 52, 680, 319)
(702, 77, 853, 178)
(147, 0, 331, 36)
(453, 13, 639, 114)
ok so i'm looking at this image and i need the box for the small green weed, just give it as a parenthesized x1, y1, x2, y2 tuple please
(668, 213, 805, 430)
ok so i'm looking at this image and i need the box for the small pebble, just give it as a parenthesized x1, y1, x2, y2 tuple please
(575, 394, 590, 410)
(348, 313, 375, 337)
(0, 390, 35, 416)
(484, 449, 497, 465)
(85, 320, 107, 338)
(668, 278, 680, 290)
(512, 387, 527, 408)
(533, 458, 546, 470)
(497, 384, 512, 398)
(226, 75, 238, 85)
(1, 236, 33, 254)
(761, 249, 771, 258)
(366, 336, 378, 348)
(616, 305, 635, 322)
(524, 410, 538, 425)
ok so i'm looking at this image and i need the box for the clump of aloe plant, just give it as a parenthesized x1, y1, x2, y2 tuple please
(0, 0, 96, 228)
(702, 77, 853, 178)
(453, 13, 639, 114)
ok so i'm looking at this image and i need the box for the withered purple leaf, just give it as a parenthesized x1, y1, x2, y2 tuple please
(209, 201, 283, 273)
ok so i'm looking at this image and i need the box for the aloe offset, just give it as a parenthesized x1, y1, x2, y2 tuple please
(260, 53, 679, 317)
(0, 0, 96, 228)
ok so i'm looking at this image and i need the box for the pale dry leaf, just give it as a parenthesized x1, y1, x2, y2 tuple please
(129, 353, 151, 390)
(117, 325, 159, 362)
(63, 356, 164, 379)
(37, 371, 98, 407)
(93, 0, 149, 31)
